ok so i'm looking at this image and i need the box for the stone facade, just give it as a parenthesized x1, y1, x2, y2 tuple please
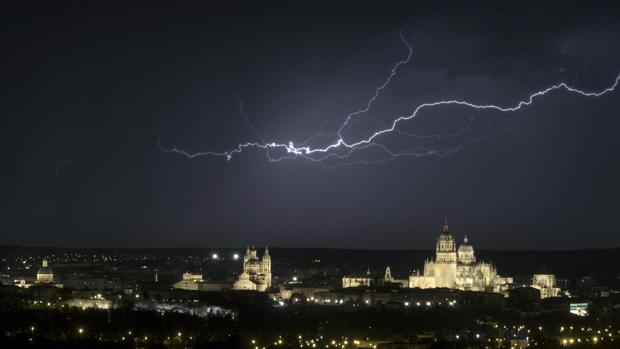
(531, 274, 561, 298)
(232, 246, 272, 291)
(342, 266, 408, 288)
(409, 220, 513, 294)
(36, 259, 55, 283)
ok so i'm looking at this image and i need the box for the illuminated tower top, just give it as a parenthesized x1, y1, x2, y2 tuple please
(458, 234, 476, 264)
(437, 219, 456, 253)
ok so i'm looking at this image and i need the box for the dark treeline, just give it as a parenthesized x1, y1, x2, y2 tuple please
(1, 298, 619, 348)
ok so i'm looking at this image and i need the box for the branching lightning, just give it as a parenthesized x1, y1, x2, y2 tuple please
(159, 33, 620, 168)
(232, 90, 265, 143)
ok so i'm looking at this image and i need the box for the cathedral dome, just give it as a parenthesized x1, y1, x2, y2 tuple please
(458, 235, 474, 252)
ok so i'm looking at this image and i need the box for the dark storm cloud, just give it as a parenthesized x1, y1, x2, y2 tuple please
(1, 1, 620, 249)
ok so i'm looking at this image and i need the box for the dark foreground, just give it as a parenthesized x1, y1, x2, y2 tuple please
(0, 293, 618, 349)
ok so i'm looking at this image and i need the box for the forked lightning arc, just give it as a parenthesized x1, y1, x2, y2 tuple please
(159, 32, 620, 167)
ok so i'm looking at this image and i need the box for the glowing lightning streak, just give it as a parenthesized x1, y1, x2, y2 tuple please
(331, 74, 620, 151)
(159, 37, 620, 165)
(337, 31, 414, 137)
(161, 73, 620, 163)
(159, 31, 415, 162)
(232, 90, 265, 143)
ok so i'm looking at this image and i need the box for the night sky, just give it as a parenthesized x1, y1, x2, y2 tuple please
(3, 1, 620, 249)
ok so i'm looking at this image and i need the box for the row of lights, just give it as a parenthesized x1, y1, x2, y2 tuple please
(561, 336, 612, 345)
(295, 298, 455, 307)
(210, 253, 239, 260)
(254, 336, 376, 349)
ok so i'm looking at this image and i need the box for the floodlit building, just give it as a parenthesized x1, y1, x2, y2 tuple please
(64, 298, 119, 310)
(342, 267, 374, 288)
(342, 266, 408, 288)
(36, 259, 55, 283)
(232, 246, 272, 291)
(173, 273, 204, 290)
(383, 266, 409, 287)
(531, 274, 561, 299)
(409, 220, 513, 293)
(14, 259, 63, 289)
(172, 272, 232, 292)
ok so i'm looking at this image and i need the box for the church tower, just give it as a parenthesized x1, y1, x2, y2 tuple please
(243, 246, 251, 266)
(36, 259, 54, 283)
(435, 219, 457, 262)
(262, 246, 271, 273)
(233, 245, 272, 291)
(384, 266, 393, 281)
(262, 246, 272, 288)
(433, 219, 457, 288)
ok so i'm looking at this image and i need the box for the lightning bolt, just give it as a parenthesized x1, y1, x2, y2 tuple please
(232, 90, 265, 143)
(159, 33, 620, 167)
(337, 31, 414, 137)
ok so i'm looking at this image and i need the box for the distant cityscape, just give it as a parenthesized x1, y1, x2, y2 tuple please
(1, 222, 618, 348)
(7, 0, 620, 347)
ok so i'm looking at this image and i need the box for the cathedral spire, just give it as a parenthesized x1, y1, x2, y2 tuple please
(264, 245, 269, 256)
(443, 217, 449, 232)
(384, 266, 392, 280)
(463, 234, 469, 244)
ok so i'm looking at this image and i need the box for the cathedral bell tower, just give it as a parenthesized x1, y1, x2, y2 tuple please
(433, 219, 458, 288)
(435, 218, 457, 262)
(262, 246, 272, 288)
(262, 246, 271, 273)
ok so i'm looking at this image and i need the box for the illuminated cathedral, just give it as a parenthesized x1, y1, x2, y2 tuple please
(409, 220, 513, 293)
(232, 246, 272, 291)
